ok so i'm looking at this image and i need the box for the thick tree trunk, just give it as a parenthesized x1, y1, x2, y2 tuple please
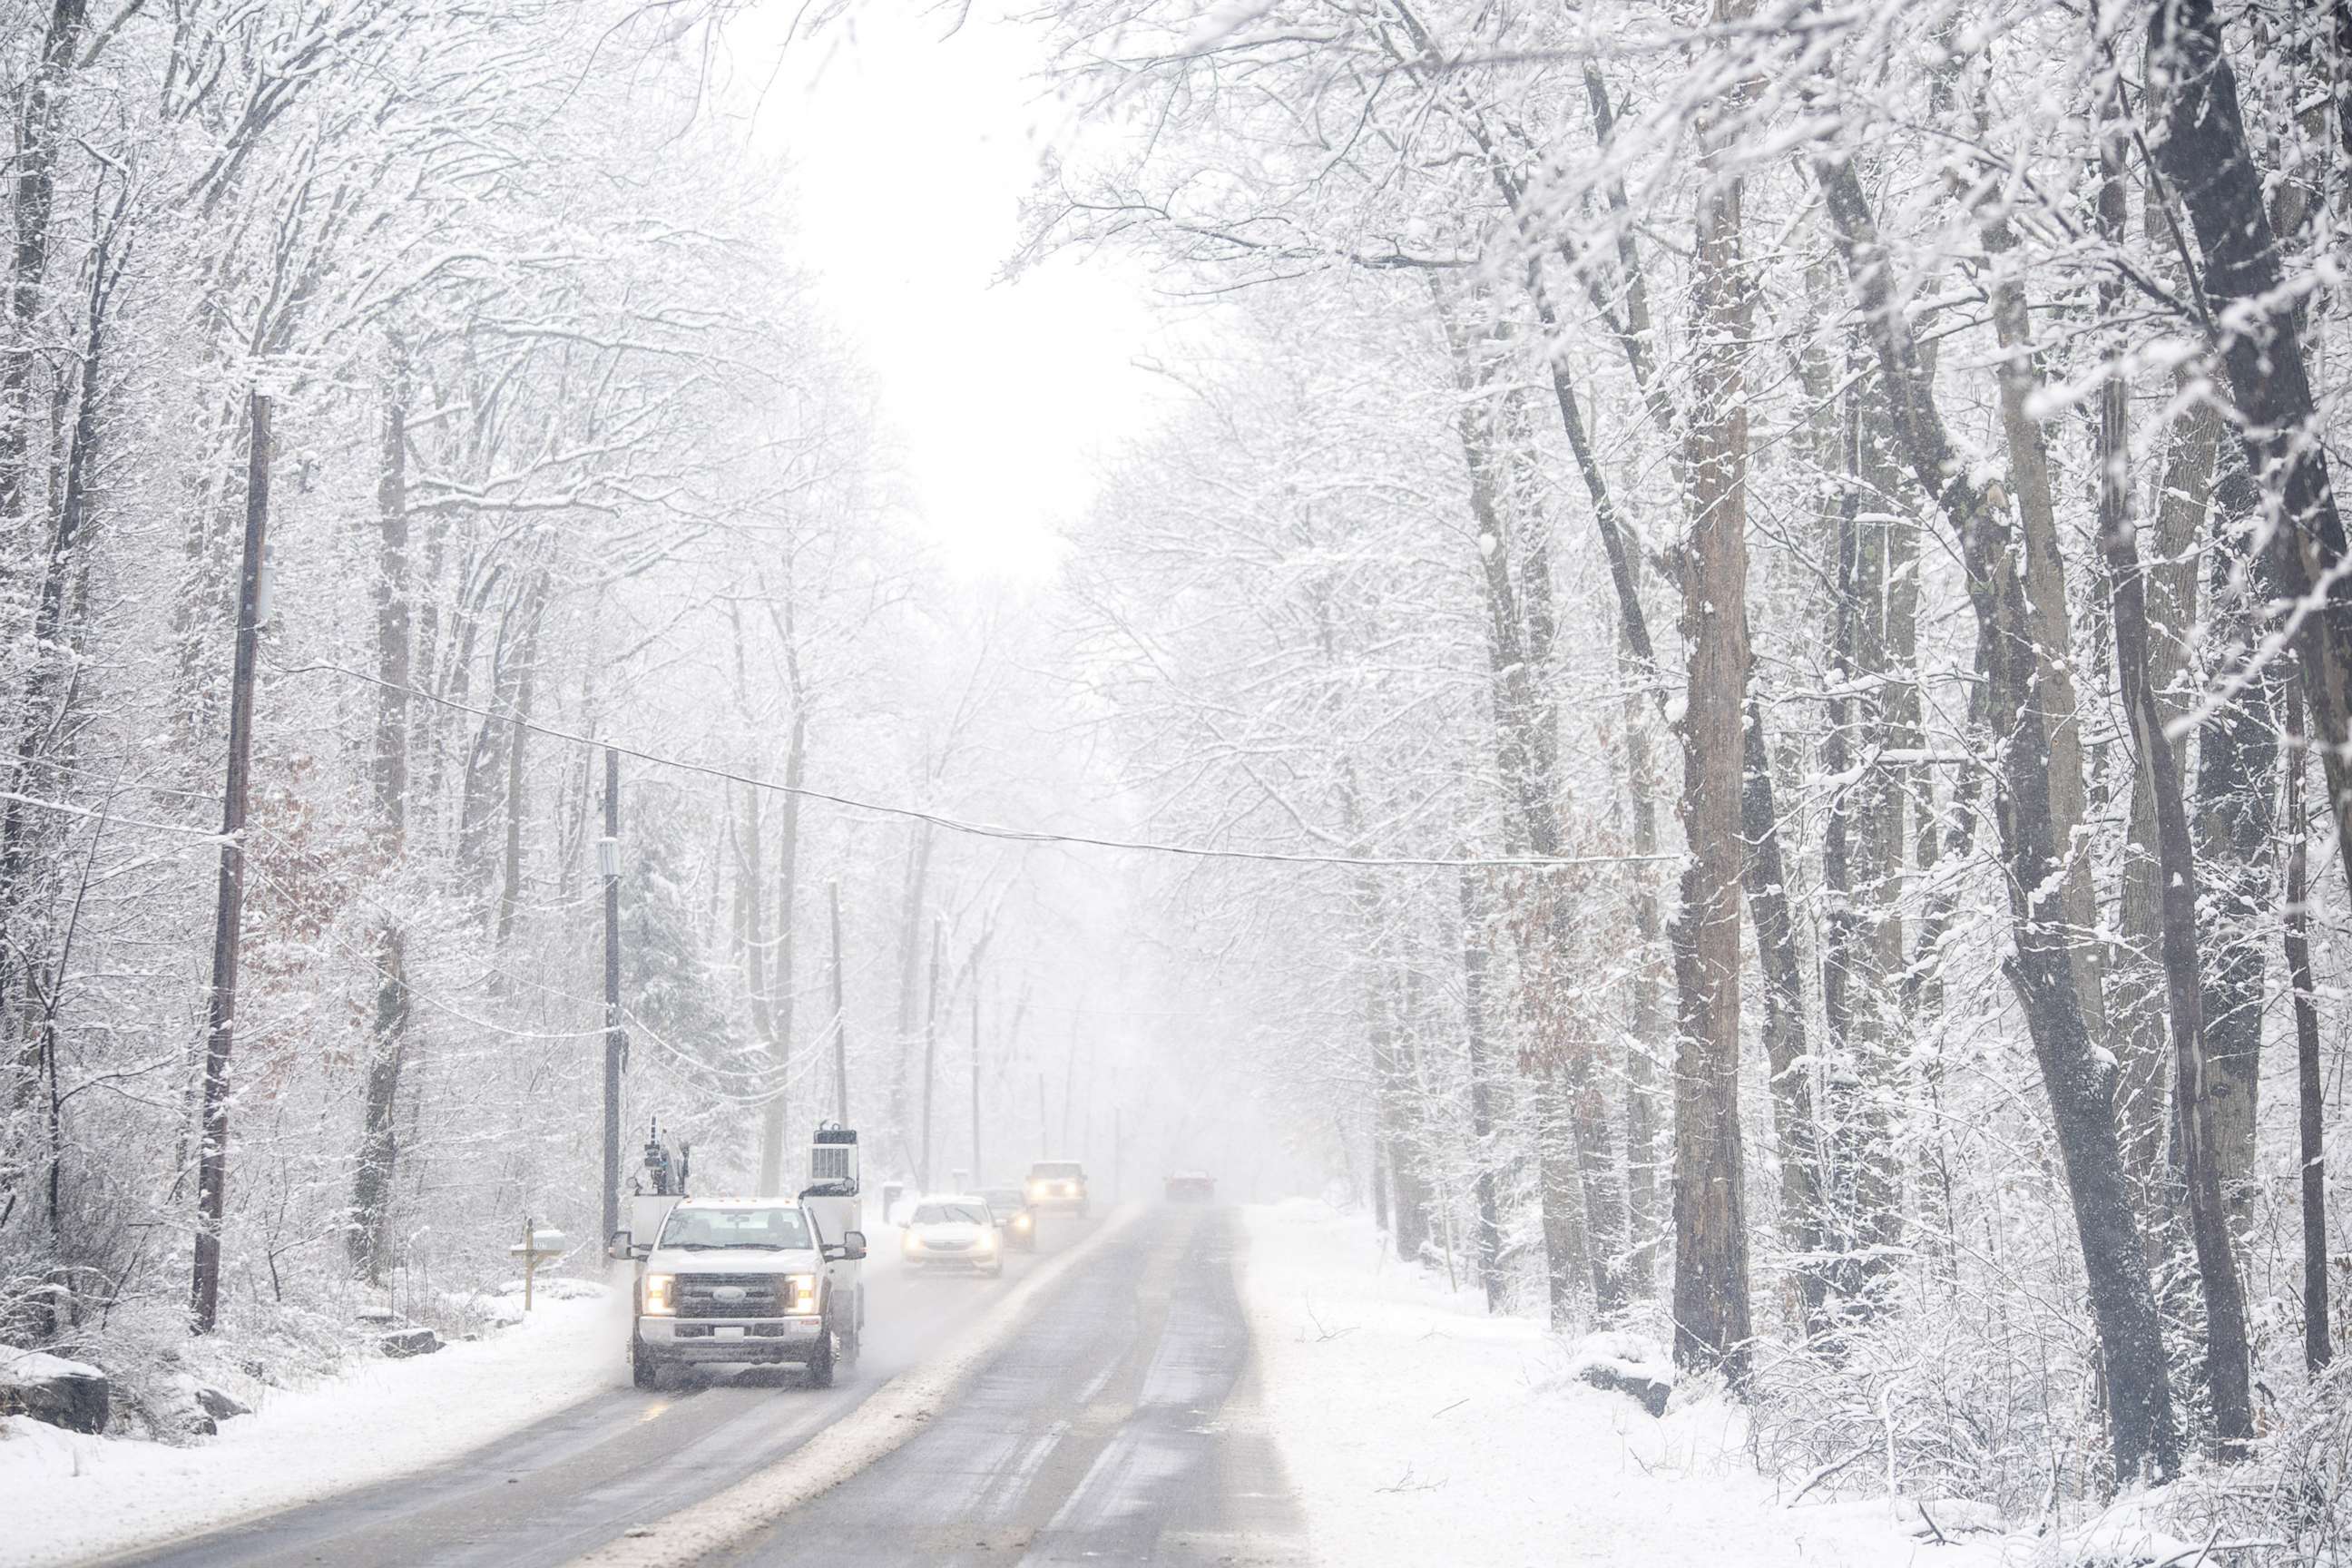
(1672, 53, 1758, 1377)
(0, 0, 87, 527)
(1529, 165, 1820, 1330)
(2192, 441, 2276, 1227)
(1817, 154, 2179, 1483)
(2149, 0, 2352, 928)
(351, 357, 411, 1281)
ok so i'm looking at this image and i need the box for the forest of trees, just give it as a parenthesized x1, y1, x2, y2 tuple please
(4, 0, 2350, 1554)
(1035, 0, 2352, 1547)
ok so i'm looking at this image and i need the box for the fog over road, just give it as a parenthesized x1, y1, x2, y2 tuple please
(108, 1206, 1299, 1568)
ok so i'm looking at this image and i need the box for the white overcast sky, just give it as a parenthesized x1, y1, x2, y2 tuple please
(742, 3, 1172, 580)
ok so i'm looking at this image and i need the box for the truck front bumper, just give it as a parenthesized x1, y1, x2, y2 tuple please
(638, 1316, 826, 1363)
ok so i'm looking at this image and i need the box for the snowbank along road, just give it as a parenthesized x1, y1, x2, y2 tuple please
(94, 1204, 1298, 1567)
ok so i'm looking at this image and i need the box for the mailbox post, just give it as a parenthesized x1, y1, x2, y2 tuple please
(510, 1218, 567, 1311)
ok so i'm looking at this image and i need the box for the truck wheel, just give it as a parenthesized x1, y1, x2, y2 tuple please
(803, 1328, 837, 1389)
(631, 1337, 659, 1390)
(839, 1325, 861, 1367)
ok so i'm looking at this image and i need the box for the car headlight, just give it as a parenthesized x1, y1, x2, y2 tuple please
(976, 1230, 997, 1251)
(1026, 1181, 1044, 1200)
(902, 1230, 919, 1252)
(786, 1273, 818, 1314)
(1013, 1213, 1032, 1231)
(642, 1273, 675, 1316)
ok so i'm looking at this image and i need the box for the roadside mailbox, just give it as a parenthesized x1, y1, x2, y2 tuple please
(509, 1220, 567, 1312)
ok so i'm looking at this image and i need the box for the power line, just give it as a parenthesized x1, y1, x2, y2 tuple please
(274, 659, 1670, 873)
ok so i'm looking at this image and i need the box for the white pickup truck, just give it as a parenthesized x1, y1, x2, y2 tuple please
(621, 1125, 867, 1391)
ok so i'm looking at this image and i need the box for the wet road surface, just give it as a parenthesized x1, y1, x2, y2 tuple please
(713, 1203, 1302, 1567)
(110, 1206, 1301, 1567)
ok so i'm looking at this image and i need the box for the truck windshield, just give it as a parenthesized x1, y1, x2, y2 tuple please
(658, 1207, 810, 1250)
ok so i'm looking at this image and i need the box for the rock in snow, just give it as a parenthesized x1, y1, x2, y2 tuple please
(1563, 1331, 1674, 1418)
(0, 1349, 111, 1435)
(377, 1328, 444, 1360)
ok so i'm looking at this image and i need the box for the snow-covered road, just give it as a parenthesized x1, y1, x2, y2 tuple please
(15, 1203, 2063, 1566)
(35, 1216, 1102, 1567)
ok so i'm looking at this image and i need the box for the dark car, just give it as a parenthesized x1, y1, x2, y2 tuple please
(1164, 1171, 1216, 1203)
(980, 1186, 1038, 1250)
(1025, 1160, 1089, 1215)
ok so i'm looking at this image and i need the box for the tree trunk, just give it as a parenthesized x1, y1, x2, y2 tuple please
(890, 821, 933, 1161)
(1980, 212, 2107, 1044)
(2114, 382, 2215, 1210)
(1434, 283, 1628, 1317)
(2101, 398, 2256, 1457)
(493, 589, 541, 946)
(2284, 672, 2333, 1373)
(1672, 42, 1758, 1376)
(2148, 0, 2352, 931)
(351, 354, 411, 1282)
(762, 703, 806, 1188)
(917, 916, 941, 1190)
(0, 0, 87, 527)
(2192, 439, 2276, 1228)
(1618, 686, 1664, 1299)
(1816, 154, 2179, 1483)
(1459, 868, 1505, 1311)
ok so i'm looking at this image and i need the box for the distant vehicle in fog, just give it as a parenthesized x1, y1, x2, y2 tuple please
(1163, 1171, 1216, 1203)
(980, 1186, 1038, 1250)
(901, 1195, 1004, 1276)
(1025, 1160, 1090, 1215)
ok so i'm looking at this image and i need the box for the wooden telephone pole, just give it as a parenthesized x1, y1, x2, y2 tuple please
(191, 393, 270, 1334)
(601, 747, 622, 1251)
(829, 879, 848, 1121)
(969, 977, 983, 1186)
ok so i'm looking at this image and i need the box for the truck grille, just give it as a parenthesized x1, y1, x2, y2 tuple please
(676, 1273, 784, 1318)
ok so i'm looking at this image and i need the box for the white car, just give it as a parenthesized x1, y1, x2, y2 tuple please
(900, 1195, 1004, 1277)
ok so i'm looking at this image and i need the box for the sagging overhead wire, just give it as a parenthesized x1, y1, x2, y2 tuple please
(275, 659, 1671, 873)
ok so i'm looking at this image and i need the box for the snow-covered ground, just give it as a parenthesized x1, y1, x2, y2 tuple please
(1240, 1200, 2015, 1568)
(2, 1272, 633, 1568)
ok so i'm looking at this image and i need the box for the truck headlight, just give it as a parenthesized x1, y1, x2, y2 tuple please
(901, 1230, 919, 1253)
(642, 1273, 675, 1316)
(1013, 1213, 1032, 1232)
(1026, 1181, 1044, 1200)
(786, 1273, 818, 1314)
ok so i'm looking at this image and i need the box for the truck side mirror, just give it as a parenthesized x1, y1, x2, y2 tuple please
(606, 1230, 632, 1261)
(842, 1230, 867, 1260)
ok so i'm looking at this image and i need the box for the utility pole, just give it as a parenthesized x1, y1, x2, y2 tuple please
(601, 746, 622, 1250)
(918, 916, 941, 1190)
(970, 975, 983, 1186)
(828, 879, 848, 1122)
(191, 392, 271, 1335)
(1037, 1072, 1048, 1159)
(1113, 1106, 1122, 1205)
